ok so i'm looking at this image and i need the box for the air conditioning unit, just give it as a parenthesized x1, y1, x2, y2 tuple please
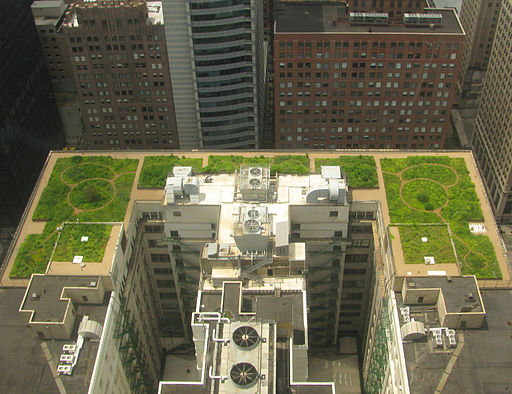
(248, 167, 263, 188)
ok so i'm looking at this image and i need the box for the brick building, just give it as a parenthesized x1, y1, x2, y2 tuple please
(41, 0, 180, 149)
(274, 2, 464, 149)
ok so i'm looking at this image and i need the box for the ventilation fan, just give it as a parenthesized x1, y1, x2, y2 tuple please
(244, 219, 260, 233)
(230, 362, 259, 388)
(247, 208, 260, 219)
(233, 325, 260, 350)
(249, 178, 261, 187)
(249, 167, 262, 176)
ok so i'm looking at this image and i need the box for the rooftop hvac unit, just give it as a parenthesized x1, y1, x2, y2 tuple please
(243, 219, 261, 234)
(247, 208, 260, 219)
(230, 362, 259, 389)
(349, 12, 388, 25)
(232, 326, 260, 351)
(404, 13, 443, 26)
(57, 365, 72, 375)
(248, 167, 262, 188)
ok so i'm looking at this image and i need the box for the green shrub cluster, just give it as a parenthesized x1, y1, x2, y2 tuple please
(315, 155, 378, 187)
(401, 179, 447, 210)
(202, 155, 244, 174)
(270, 155, 309, 175)
(381, 156, 500, 279)
(10, 156, 138, 278)
(138, 154, 311, 187)
(69, 179, 114, 210)
(138, 155, 203, 188)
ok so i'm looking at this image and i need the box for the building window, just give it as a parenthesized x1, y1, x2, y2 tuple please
(173, 211, 181, 217)
(151, 253, 170, 262)
(154, 268, 172, 275)
(330, 211, 338, 217)
(156, 280, 173, 288)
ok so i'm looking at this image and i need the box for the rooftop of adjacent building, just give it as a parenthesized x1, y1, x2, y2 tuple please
(62, 0, 164, 28)
(401, 288, 512, 393)
(2, 150, 509, 289)
(275, 4, 463, 35)
(404, 275, 483, 313)
(0, 287, 108, 394)
(20, 274, 103, 323)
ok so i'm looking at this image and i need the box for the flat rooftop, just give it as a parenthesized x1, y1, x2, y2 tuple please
(20, 275, 101, 323)
(405, 276, 483, 313)
(2, 150, 509, 289)
(0, 287, 108, 394)
(402, 289, 512, 393)
(275, 5, 463, 35)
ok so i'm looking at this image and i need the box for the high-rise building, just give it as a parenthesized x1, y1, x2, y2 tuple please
(62, 0, 180, 149)
(162, 0, 265, 149)
(0, 0, 64, 240)
(471, 0, 512, 224)
(457, 0, 502, 97)
(273, 2, 464, 149)
(2, 150, 511, 393)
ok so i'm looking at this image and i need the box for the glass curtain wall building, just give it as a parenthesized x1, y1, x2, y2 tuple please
(163, 0, 264, 149)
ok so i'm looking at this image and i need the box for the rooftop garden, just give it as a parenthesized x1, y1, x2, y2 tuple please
(315, 155, 378, 188)
(201, 154, 309, 175)
(381, 156, 500, 279)
(138, 155, 203, 188)
(395, 224, 457, 265)
(10, 156, 138, 278)
(137, 154, 310, 188)
(53, 223, 112, 263)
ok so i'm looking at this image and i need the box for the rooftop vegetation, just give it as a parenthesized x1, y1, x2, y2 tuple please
(381, 156, 500, 279)
(138, 154, 310, 188)
(137, 155, 203, 188)
(53, 223, 112, 263)
(315, 155, 378, 188)
(10, 156, 138, 278)
(396, 224, 457, 265)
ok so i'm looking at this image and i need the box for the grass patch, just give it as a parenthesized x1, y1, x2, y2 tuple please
(53, 224, 112, 263)
(381, 156, 500, 278)
(397, 225, 456, 264)
(69, 179, 114, 210)
(77, 173, 135, 222)
(9, 232, 58, 278)
(10, 156, 137, 278)
(62, 163, 115, 184)
(402, 164, 457, 186)
(315, 155, 378, 187)
(202, 154, 310, 175)
(270, 155, 309, 175)
(401, 179, 447, 210)
(138, 155, 203, 188)
(203, 155, 245, 174)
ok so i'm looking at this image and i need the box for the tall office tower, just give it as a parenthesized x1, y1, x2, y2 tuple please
(274, 2, 464, 149)
(60, 0, 180, 149)
(0, 0, 64, 239)
(471, 0, 512, 224)
(162, 0, 265, 149)
(457, 0, 502, 97)
(32, 0, 83, 147)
